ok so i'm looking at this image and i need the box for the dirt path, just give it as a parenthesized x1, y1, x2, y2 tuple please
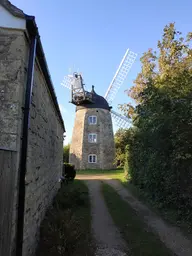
(78, 175, 192, 256)
(85, 180, 127, 256)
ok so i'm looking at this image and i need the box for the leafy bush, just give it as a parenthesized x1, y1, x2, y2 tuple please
(114, 128, 131, 167)
(63, 144, 70, 162)
(122, 23, 192, 225)
(63, 163, 76, 181)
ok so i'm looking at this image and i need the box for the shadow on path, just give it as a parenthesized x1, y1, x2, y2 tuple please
(85, 179, 128, 256)
(77, 175, 192, 256)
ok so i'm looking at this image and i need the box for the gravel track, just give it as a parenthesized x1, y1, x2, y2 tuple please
(77, 175, 192, 256)
(85, 180, 128, 256)
(105, 179, 192, 256)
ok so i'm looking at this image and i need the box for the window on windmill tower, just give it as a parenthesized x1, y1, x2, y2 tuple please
(88, 154, 97, 163)
(88, 133, 97, 143)
(88, 115, 97, 125)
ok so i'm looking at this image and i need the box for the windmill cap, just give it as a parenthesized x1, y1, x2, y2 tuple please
(76, 86, 110, 111)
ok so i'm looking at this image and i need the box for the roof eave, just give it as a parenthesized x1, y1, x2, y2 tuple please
(24, 15, 65, 131)
(29, 18, 65, 131)
(0, 1, 65, 131)
(0, 0, 25, 18)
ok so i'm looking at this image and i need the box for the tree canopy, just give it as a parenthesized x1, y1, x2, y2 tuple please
(63, 144, 70, 163)
(122, 23, 192, 223)
(114, 128, 133, 167)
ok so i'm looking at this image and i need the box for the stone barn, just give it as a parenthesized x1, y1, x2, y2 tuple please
(0, 1, 65, 255)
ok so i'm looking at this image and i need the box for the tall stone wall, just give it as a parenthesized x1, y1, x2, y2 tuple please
(0, 27, 64, 256)
(69, 108, 85, 168)
(0, 27, 28, 255)
(23, 57, 64, 256)
(70, 108, 115, 170)
(0, 27, 27, 151)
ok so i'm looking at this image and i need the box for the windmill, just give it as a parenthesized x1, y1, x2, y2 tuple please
(61, 49, 137, 170)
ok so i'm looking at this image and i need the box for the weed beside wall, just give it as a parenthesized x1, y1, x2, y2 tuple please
(36, 180, 93, 256)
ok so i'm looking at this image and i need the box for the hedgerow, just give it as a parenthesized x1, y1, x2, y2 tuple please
(123, 23, 192, 223)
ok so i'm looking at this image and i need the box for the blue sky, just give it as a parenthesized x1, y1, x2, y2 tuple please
(12, 0, 192, 144)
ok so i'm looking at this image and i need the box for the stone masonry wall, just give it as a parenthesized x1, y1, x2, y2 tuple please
(0, 27, 29, 255)
(23, 58, 64, 255)
(69, 108, 85, 168)
(0, 27, 64, 256)
(0, 28, 28, 151)
(70, 108, 115, 170)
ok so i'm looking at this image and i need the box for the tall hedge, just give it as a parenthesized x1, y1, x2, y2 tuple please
(122, 23, 192, 222)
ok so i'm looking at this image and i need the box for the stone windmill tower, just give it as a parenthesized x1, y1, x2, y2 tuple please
(62, 49, 137, 169)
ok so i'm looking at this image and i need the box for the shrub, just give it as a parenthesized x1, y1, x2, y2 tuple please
(122, 24, 192, 225)
(63, 144, 70, 162)
(63, 163, 76, 181)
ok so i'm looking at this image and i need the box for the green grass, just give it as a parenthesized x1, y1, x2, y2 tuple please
(36, 180, 93, 256)
(122, 180, 192, 237)
(97, 169, 192, 236)
(77, 169, 192, 239)
(77, 169, 124, 175)
(77, 168, 127, 184)
(77, 168, 124, 175)
(102, 183, 173, 256)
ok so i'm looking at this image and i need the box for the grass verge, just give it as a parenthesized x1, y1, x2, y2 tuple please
(107, 171, 192, 237)
(77, 168, 192, 238)
(102, 183, 173, 256)
(77, 168, 124, 175)
(122, 180, 192, 237)
(36, 180, 93, 256)
(86, 168, 192, 236)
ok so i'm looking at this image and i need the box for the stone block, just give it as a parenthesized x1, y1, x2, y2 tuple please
(0, 133, 17, 150)
(0, 29, 28, 63)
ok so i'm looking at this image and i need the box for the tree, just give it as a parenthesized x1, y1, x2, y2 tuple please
(63, 144, 70, 163)
(122, 23, 192, 222)
(114, 128, 132, 167)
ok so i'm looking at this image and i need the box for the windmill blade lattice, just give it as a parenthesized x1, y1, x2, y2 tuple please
(61, 73, 88, 91)
(104, 49, 137, 105)
(111, 109, 131, 129)
(61, 75, 73, 89)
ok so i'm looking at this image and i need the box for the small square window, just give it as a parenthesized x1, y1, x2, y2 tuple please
(88, 116, 97, 125)
(88, 133, 97, 143)
(88, 154, 97, 163)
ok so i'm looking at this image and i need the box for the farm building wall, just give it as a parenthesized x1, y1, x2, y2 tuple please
(70, 108, 115, 170)
(0, 26, 28, 256)
(23, 41, 64, 256)
(0, 4, 64, 256)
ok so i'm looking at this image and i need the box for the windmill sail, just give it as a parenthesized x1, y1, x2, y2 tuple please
(61, 72, 132, 128)
(61, 75, 73, 89)
(104, 49, 137, 105)
(111, 109, 131, 129)
(61, 73, 92, 105)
